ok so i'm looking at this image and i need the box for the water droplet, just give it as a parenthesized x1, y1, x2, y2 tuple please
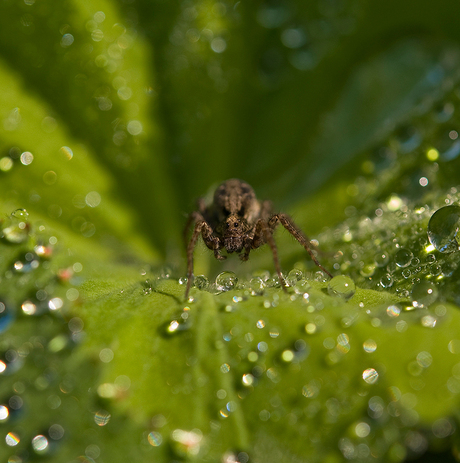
(256, 320, 265, 329)
(2, 215, 29, 243)
(355, 422, 371, 438)
(305, 323, 317, 334)
(363, 339, 377, 353)
(327, 275, 356, 300)
(48, 424, 65, 440)
(0, 405, 9, 421)
(165, 315, 191, 335)
(411, 281, 438, 308)
(416, 351, 432, 368)
(395, 248, 413, 267)
(362, 368, 379, 384)
(286, 268, 303, 286)
(215, 271, 238, 291)
(281, 349, 295, 362)
(31, 434, 49, 453)
(360, 263, 375, 277)
(380, 274, 394, 288)
(386, 305, 401, 317)
(257, 342, 268, 353)
(249, 277, 265, 295)
(402, 268, 412, 279)
(5, 431, 20, 446)
(11, 208, 29, 220)
(94, 409, 111, 426)
(220, 363, 230, 373)
(148, 431, 163, 446)
(193, 275, 209, 291)
(427, 205, 460, 252)
(242, 373, 255, 387)
(421, 315, 437, 328)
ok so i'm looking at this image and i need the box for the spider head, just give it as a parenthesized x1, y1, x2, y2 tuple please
(223, 214, 246, 252)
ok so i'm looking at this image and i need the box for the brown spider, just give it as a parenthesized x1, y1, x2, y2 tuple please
(184, 178, 332, 299)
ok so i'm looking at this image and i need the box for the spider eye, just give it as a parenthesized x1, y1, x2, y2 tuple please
(234, 222, 239, 228)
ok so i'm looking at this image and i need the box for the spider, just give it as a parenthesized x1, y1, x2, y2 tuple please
(184, 178, 333, 299)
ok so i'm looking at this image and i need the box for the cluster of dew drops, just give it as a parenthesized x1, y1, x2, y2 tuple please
(319, 194, 460, 310)
(0, 208, 93, 459)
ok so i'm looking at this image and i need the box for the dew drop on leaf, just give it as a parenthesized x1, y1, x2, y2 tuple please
(215, 271, 238, 291)
(395, 248, 413, 267)
(327, 275, 356, 300)
(193, 275, 209, 290)
(286, 268, 303, 286)
(427, 205, 460, 252)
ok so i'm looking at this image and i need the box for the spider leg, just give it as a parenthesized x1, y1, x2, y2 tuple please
(270, 213, 333, 278)
(252, 219, 288, 292)
(185, 215, 223, 300)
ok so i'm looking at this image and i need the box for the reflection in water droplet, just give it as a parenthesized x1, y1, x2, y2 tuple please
(427, 205, 460, 252)
(215, 271, 238, 291)
(327, 275, 356, 300)
(362, 368, 378, 384)
(411, 281, 438, 308)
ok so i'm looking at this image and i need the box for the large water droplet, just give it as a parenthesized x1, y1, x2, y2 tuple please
(427, 205, 460, 252)
(215, 271, 238, 291)
(327, 275, 356, 300)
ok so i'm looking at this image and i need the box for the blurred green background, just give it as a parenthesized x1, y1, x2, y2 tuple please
(2, 0, 460, 462)
(1, 0, 460, 261)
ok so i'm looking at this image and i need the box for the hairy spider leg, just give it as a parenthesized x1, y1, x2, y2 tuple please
(269, 213, 333, 278)
(251, 218, 288, 292)
(185, 213, 223, 300)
